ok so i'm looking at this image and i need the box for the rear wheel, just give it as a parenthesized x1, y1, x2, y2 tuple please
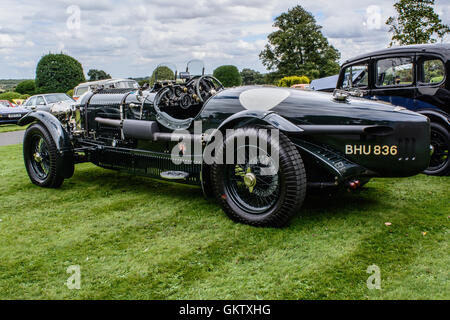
(23, 123, 65, 188)
(211, 127, 307, 227)
(424, 122, 450, 176)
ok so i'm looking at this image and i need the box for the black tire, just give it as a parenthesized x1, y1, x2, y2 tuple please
(23, 123, 65, 188)
(424, 122, 450, 176)
(211, 127, 307, 227)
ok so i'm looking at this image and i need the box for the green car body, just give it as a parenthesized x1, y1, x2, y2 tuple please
(18, 78, 431, 227)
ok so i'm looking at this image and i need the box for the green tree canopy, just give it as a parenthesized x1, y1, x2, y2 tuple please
(15, 80, 35, 95)
(386, 0, 450, 46)
(87, 69, 112, 81)
(148, 66, 176, 86)
(35, 53, 85, 93)
(259, 5, 340, 79)
(240, 69, 265, 85)
(213, 65, 242, 87)
(138, 79, 148, 87)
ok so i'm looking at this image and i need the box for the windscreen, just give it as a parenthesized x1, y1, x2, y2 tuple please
(186, 59, 205, 76)
(0, 101, 10, 108)
(150, 63, 177, 86)
(46, 94, 74, 104)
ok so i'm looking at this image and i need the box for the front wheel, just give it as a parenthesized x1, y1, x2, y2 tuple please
(23, 123, 65, 188)
(424, 122, 450, 176)
(211, 127, 307, 227)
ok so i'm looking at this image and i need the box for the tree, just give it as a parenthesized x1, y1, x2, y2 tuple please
(15, 80, 35, 95)
(35, 53, 85, 93)
(262, 72, 283, 86)
(386, 0, 450, 46)
(240, 68, 265, 85)
(148, 66, 175, 86)
(138, 79, 148, 87)
(87, 69, 112, 81)
(259, 5, 340, 79)
(213, 65, 242, 87)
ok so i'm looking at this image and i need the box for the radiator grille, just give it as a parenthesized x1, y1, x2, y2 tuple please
(398, 137, 416, 161)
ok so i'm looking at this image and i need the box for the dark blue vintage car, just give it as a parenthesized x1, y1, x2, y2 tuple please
(337, 44, 450, 176)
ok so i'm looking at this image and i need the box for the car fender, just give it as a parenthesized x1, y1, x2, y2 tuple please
(200, 111, 369, 192)
(417, 109, 450, 128)
(200, 111, 303, 198)
(292, 139, 369, 183)
(18, 111, 74, 179)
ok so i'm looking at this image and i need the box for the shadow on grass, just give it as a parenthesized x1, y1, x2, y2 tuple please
(71, 165, 382, 228)
(72, 165, 202, 200)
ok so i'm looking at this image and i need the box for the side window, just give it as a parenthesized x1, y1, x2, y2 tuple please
(421, 58, 445, 84)
(376, 57, 414, 87)
(129, 81, 139, 88)
(28, 97, 37, 106)
(36, 96, 45, 105)
(75, 86, 89, 96)
(341, 63, 369, 89)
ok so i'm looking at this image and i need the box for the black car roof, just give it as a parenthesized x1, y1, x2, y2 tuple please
(343, 43, 450, 65)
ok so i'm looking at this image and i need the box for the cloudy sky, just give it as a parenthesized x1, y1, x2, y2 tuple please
(1, 0, 449, 79)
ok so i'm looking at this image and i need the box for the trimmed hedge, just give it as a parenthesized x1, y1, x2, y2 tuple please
(0, 92, 24, 102)
(67, 89, 74, 97)
(213, 65, 242, 87)
(277, 76, 310, 87)
(35, 53, 85, 93)
(15, 80, 35, 95)
(149, 66, 175, 86)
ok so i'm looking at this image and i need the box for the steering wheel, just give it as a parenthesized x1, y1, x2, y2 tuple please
(195, 75, 224, 103)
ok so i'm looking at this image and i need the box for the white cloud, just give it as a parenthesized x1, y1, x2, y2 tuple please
(0, 0, 448, 79)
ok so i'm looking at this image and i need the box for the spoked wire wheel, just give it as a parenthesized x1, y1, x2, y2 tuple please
(211, 127, 307, 227)
(225, 146, 280, 214)
(23, 123, 65, 188)
(29, 135, 51, 180)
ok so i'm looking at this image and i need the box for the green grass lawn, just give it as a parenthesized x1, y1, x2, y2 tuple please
(0, 143, 448, 300)
(0, 124, 27, 133)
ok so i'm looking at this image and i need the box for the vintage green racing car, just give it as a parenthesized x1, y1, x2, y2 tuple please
(18, 62, 431, 227)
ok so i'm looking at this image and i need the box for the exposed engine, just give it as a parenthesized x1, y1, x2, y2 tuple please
(50, 100, 83, 134)
(50, 74, 224, 140)
(154, 75, 221, 119)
